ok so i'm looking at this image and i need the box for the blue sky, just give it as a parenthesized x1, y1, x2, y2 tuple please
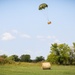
(0, 0, 75, 59)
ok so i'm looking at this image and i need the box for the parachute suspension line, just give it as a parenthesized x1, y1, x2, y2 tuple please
(43, 9, 51, 25)
(44, 9, 49, 21)
(41, 9, 49, 22)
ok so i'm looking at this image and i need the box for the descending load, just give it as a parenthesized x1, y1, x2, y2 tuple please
(48, 21, 51, 24)
(38, 3, 51, 25)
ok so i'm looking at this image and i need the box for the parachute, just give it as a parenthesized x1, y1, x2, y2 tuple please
(39, 3, 48, 10)
(38, 3, 51, 25)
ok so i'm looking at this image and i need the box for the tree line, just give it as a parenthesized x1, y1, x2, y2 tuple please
(0, 54, 45, 64)
(47, 42, 75, 65)
(0, 42, 75, 65)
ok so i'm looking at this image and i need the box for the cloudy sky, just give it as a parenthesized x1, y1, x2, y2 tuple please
(0, 0, 75, 59)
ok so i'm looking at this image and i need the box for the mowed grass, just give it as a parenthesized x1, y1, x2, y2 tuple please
(0, 63, 75, 75)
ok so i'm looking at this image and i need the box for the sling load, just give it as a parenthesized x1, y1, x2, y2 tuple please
(38, 3, 51, 25)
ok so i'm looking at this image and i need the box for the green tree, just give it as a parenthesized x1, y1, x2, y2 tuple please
(47, 53, 58, 64)
(8, 55, 19, 62)
(47, 43, 70, 65)
(35, 56, 45, 62)
(73, 42, 75, 64)
(58, 43, 70, 64)
(73, 42, 75, 52)
(69, 42, 75, 64)
(0, 54, 7, 58)
(47, 43, 59, 64)
(20, 54, 31, 62)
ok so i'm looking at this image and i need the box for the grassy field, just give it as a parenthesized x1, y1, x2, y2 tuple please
(0, 63, 75, 75)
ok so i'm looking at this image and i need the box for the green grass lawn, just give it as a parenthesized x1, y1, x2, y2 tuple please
(0, 63, 75, 75)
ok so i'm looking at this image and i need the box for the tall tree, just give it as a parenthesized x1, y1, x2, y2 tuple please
(73, 42, 75, 52)
(69, 42, 75, 64)
(58, 43, 70, 64)
(47, 43, 59, 64)
(47, 43, 70, 65)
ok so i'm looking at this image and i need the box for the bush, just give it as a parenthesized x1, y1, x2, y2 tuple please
(0, 57, 8, 64)
(0, 56, 15, 65)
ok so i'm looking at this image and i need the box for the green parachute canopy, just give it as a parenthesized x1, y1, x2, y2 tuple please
(39, 3, 48, 10)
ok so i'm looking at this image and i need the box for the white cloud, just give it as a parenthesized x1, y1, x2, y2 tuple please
(1, 32, 15, 41)
(11, 29, 31, 39)
(21, 34, 31, 39)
